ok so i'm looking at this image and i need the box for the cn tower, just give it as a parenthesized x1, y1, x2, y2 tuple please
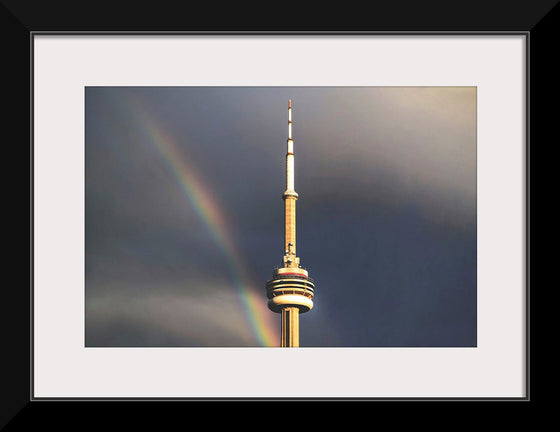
(265, 100, 315, 347)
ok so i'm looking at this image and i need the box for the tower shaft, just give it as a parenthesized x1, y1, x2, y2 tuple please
(283, 100, 299, 268)
(266, 100, 315, 347)
(284, 196, 296, 262)
(281, 307, 299, 347)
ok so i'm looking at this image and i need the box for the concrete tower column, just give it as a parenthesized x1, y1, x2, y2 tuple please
(284, 196, 297, 262)
(266, 100, 315, 347)
(283, 99, 299, 266)
(281, 307, 300, 347)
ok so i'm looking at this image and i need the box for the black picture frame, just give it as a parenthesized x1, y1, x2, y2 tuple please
(3, 0, 552, 425)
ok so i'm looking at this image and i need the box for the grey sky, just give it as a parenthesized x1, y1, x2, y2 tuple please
(85, 86, 476, 347)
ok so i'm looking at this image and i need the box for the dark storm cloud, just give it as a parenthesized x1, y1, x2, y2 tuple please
(295, 88, 476, 225)
(86, 90, 228, 297)
(85, 86, 476, 347)
(86, 278, 258, 347)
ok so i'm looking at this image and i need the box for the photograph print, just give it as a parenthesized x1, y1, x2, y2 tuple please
(85, 86, 476, 348)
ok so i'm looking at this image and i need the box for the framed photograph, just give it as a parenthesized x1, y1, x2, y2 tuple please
(3, 0, 551, 423)
(32, 34, 525, 398)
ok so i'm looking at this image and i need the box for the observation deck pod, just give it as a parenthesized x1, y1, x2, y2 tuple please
(265, 267, 315, 313)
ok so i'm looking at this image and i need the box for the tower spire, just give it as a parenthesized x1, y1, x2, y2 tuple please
(265, 100, 316, 347)
(284, 100, 298, 266)
(288, 99, 292, 139)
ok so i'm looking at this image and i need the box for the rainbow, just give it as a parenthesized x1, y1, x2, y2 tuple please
(127, 99, 278, 347)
